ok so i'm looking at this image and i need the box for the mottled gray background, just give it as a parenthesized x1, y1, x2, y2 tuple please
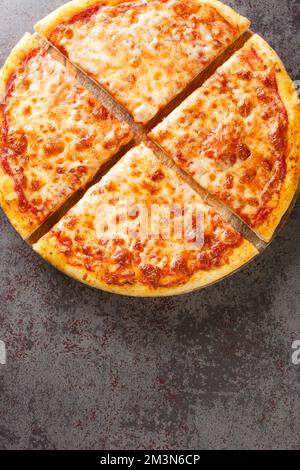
(0, 0, 299, 450)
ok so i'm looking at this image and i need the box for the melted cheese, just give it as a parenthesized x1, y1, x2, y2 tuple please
(1, 47, 132, 237)
(46, 0, 249, 123)
(38, 144, 244, 289)
(150, 39, 289, 228)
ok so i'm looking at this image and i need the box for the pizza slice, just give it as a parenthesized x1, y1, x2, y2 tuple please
(35, 0, 250, 124)
(34, 144, 257, 296)
(0, 33, 132, 239)
(150, 34, 300, 241)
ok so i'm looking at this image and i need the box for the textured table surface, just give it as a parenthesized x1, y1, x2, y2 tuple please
(0, 0, 299, 450)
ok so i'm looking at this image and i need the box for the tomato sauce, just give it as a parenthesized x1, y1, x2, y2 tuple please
(68, 4, 103, 25)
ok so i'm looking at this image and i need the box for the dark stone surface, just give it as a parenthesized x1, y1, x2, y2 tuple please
(0, 0, 299, 450)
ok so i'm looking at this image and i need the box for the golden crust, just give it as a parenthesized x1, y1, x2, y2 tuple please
(0, 33, 41, 239)
(33, 236, 258, 297)
(0, 33, 38, 95)
(35, 0, 250, 37)
(199, 0, 250, 32)
(246, 35, 300, 241)
(34, 0, 135, 36)
(0, 174, 35, 239)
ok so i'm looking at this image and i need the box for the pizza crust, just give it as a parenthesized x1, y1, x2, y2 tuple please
(35, 0, 136, 37)
(33, 236, 257, 297)
(0, 33, 38, 95)
(246, 35, 300, 241)
(200, 0, 250, 31)
(35, 0, 250, 37)
(0, 174, 34, 239)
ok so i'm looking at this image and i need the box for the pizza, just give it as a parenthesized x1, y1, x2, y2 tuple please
(0, 33, 132, 239)
(34, 0, 250, 124)
(0, 2, 299, 296)
(33, 144, 257, 296)
(149, 34, 300, 241)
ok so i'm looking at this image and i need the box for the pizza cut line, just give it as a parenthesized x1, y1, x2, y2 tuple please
(35, 0, 250, 124)
(0, 33, 132, 239)
(150, 34, 300, 241)
(33, 144, 258, 296)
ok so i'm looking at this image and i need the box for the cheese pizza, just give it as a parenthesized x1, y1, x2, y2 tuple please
(34, 144, 257, 296)
(0, 33, 132, 239)
(35, 0, 250, 124)
(150, 35, 300, 241)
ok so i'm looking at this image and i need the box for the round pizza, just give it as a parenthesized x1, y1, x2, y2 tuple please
(0, 0, 299, 296)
